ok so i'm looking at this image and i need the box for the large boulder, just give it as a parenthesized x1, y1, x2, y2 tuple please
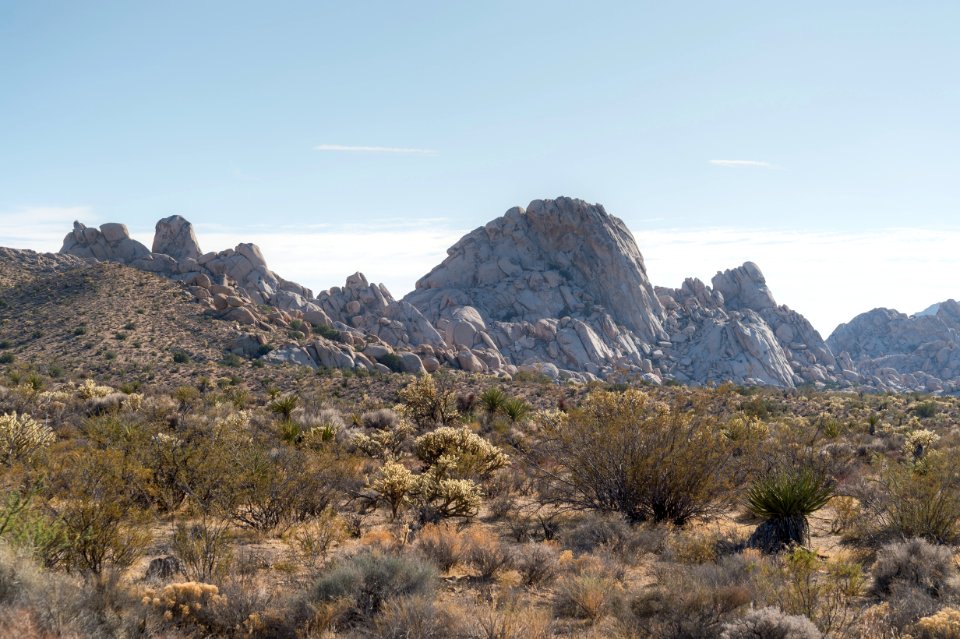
(153, 215, 202, 261)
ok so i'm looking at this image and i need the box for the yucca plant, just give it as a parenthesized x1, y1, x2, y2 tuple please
(746, 466, 833, 553)
(502, 397, 530, 424)
(480, 387, 507, 415)
(268, 393, 299, 420)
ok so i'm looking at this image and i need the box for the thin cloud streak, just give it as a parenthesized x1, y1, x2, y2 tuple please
(709, 159, 779, 169)
(0, 206, 95, 250)
(314, 144, 439, 155)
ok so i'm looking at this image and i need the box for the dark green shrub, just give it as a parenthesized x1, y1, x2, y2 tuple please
(313, 323, 343, 343)
(220, 353, 242, 368)
(913, 401, 938, 419)
(378, 352, 404, 373)
(0, 353, 14, 365)
(172, 350, 190, 364)
(746, 467, 833, 552)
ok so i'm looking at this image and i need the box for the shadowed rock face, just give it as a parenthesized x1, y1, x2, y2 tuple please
(828, 300, 960, 393)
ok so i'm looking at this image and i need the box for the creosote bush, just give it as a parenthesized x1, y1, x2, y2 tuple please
(525, 389, 736, 525)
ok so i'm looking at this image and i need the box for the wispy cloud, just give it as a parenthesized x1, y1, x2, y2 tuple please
(0, 206, 95, 251)
(314, 144, 438, 155)
(709, 159, 779, 169)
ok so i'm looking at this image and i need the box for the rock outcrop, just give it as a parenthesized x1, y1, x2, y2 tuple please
(60, 217, 450, 375)
(60, 196, 960, 392)
(405, 198, 667, 380)
(405, 197, 844, 387)
(153, 215, 202, 262)
(656, 267, 840, 387)
(828, 301, 960, 393)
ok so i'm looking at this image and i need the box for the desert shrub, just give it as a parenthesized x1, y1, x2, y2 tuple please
(525, 389, 736, 525)
(51, 448, 152, 579)
(630, 556, 754, 637)
(720, 607, 822, 639)
(513, 542, 560, 586)
(373, 595, 465, 639)
(911, 607, 960, 639)
(872, 538, 956, 598)
(913, 401, 939, 419)
(310, 551, 437, 622)
(746, 466, 833, 553)
(398, 374, 459, 428)
(313, 323, 343, 342)
(416, 522, 463, 572)
(756, 546, 863, 637)
(561, 513, 632, 554)
(860, 457, 960, 544)
(361, 408, 399, 430)
(291, 508, 348, 568)
(472, 600, 554, 639)
(553, 573, 622, 622)
(0, 489, 69, 568)
(172, 521, 233, 582)
(231, 447, 333, 533)
(0, 412, 54, 466)
(463, 528, 512, 581)
(379, 352, 405, 373)
(413, 425, 508, 479)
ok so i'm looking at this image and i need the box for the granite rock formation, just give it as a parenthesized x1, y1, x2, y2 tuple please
(828, 301, 960, 393)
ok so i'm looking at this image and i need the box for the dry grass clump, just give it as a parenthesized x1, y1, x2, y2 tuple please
(415, 522, 464, 572)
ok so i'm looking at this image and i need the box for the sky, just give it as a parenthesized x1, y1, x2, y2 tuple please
(1, 1, 958, 335)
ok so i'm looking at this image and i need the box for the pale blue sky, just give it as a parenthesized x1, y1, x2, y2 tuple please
(1, 2, 958, 333)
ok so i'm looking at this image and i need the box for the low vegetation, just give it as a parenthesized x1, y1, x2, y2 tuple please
(1, 357, 960, 637)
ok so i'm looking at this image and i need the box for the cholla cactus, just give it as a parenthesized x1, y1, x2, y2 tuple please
(76, 378, 114, 399)
(353, 418, 414, 460)
(142, 581, 227, 628)
(0, 412, 55, 465)
(904, 428, 939, 460)
(371, 460, 416, 518)
(911, 606, 960, 639)
(414, 426, 508, 478)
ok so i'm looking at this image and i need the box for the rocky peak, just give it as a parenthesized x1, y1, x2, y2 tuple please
(711, 261, 777, 312)
(410, 197, 666, 342)
(153, 215, 202, 262)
